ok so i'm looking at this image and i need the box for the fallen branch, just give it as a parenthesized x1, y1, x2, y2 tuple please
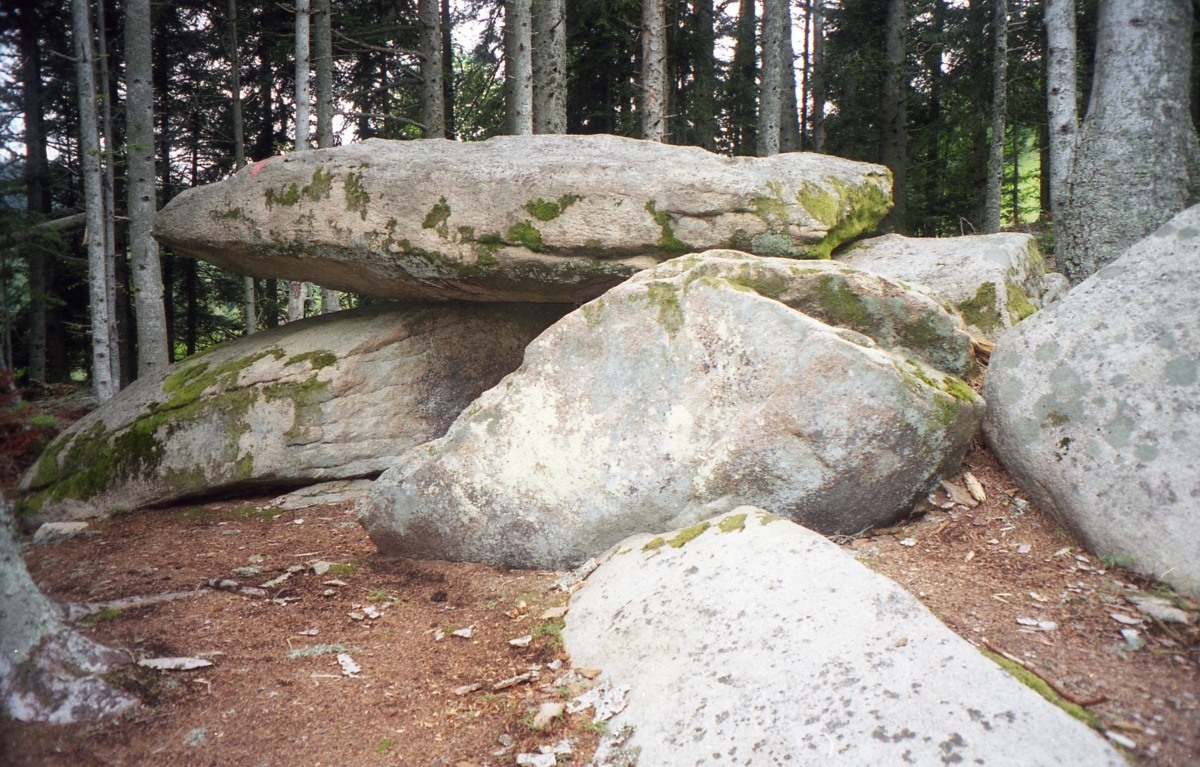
(0, 213, 86, 250)
(61, 589, 201, 622)
(981, 637, 1108, 707)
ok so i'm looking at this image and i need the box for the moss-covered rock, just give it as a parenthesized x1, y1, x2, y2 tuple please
(17, 302, 568, 522)
(154, 135, 892, 304)
(359, 252, 984, 570)
(836, 232, 1049, 339)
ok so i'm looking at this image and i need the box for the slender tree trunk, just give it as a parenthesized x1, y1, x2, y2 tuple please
(1060, 0, 1200, 282)
(125, 0, 168, 376)
(154, 5, 176, 362)
(287, 281, 304, 322)
(641, 0, 667, 141)
(1045, 0, 1077, 228)
(294, 0, 311, 149)
(1011, 128, 1020, 223)
(879, 0, 907, 232)
(71, 0, 115, 402)
(921, 0, 945, 234)
(694, 0, 716, 151)
(184, 259, 197, 357)
(313, 0, 333, 146)
(810, 0, 826, 153)
(758, 0, 785, 156)
(94, 0, 121, 388)
(224, 0, 257, 333)
(19, 0, 48, 383)
(532, 0, 567, 133)
(312, 0, 340, 315)
(264, 279, 279, 328)
(442, 0, 455, 138)
(504, 0, 534, 135)
(420, 0, 445, 137)
(780, 2, 801, 154)
(983, 0, 1007, 234)
(290, 0, 311, 322)
(731, 0, 758, 154)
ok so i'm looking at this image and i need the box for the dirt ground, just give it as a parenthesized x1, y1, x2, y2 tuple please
(1, 390, 1198, 766)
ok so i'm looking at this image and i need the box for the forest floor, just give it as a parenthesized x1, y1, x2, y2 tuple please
(1, 387, 1198, 767)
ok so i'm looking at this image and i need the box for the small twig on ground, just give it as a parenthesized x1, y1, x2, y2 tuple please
(981, 637, 1108, 707)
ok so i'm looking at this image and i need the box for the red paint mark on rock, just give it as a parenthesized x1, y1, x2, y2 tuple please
(250, 156, 279, 179)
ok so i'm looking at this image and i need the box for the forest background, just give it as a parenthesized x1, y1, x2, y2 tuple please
(0, 0, 1195, 396)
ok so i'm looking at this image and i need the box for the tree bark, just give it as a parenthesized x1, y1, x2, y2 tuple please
(810, 0, 826, 153)
(641, 0, 667, 141)
(71, 0, 115, 403)
(780, 3, 801, 154)
(504, 0, 534, 135)
(0, 503, 136, 723)
(1060, 0, 1200, 282)
(879, 0, 907, 232)
(224, 0, 257, 333)
(419, 0, 445, 137)
(758, 0, 786, 156)
(983, 0, 1007, 234)
(313, 0, 334, 147)
(291, 0, 311, 321)
(19, 0, 48, 383)
(295, 0, 311, 150)
(694, 0, 717, 151)
(1045, 0, 1077, 227)
(442, 0, 455, 138)
(532, 0, 567, 134)
(126, 0, 169, 377)
(94, 0, 121, 389)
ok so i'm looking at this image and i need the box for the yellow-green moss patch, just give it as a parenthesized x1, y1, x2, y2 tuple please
(718, 513, 747, 533)
(343, 169, 370, 220)
(1006, 283, 1038, 324)
(645, 200, 690, 253)
(979, 649, 1101, 729)
(957, 283, 1002, 334)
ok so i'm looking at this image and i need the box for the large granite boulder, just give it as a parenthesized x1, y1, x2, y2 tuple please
(563, 508, 1124, 767)
(18, 302, 566, 521)
(984, 206, 1200, 598)
(359, 252, 984, 569)
(1, 501, 137, 723)
(837, 232, 1047, 338)
(153, 135, 893, 303)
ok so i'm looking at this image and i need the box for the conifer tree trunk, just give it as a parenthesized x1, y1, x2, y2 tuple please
(983, 0, 1007, 234)
(313, 0, 333, 147)
(880, 0, 907, 232)
(312, 0, 340, 314)
(442, 0, 455, 138)
(1, 503, 136, 723)
(731, 0, 758, 154)
(224, 0, 257, 333)
(1060, 0, 1200, 282)
(810, 0, 826, 152)
(641, 0, 667, 141)
(290, 0, 311, 322)
(504, 0, 534, 135)
(71, 0, 115, 402)
(1045, 0, 1077, 227)
(294, 0, 311, 149)
(532, 0, 567, 133)
(20, 0, 49, 383)
(126, 0, 169, 373)
(694, 0, 717, 151)
(94, 0, 121, 388)
(758, 0, 786, 156)
(780, 6, 801, 154)
(420, 0, 445, 137)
